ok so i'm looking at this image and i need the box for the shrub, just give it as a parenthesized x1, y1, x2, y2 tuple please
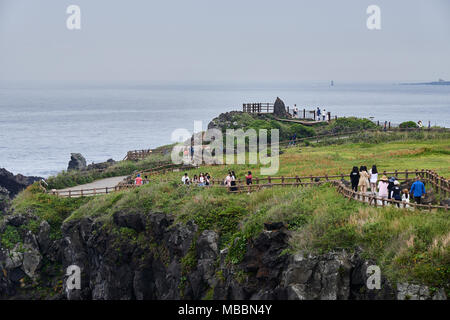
(328, 117, 377, 134)
(399, 121, 419, 129)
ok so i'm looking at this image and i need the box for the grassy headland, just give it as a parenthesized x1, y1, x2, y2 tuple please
(3, 130, 449, 293)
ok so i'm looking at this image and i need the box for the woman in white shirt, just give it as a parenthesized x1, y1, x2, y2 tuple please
(401, 188, 411, 209)
(369, 165, 378, 194)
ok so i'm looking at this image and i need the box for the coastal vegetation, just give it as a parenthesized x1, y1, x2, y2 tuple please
(399, 121, 419, 129)
(44, 113, 449, 190)
(3, 134, 449, 295)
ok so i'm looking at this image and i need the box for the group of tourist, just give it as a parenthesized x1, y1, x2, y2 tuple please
(290, 105, 328, 122)
(181, 172, 212, 186)
(350, 165, 426, 206)
(180, 170, 254, 193)
(316, 107, 327, 121)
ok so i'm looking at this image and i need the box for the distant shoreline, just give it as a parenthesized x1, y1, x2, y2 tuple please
(400, 81, 450, 86)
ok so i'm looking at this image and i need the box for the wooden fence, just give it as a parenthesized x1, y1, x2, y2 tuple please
(242, 103, 335, 121)
(124, 148, 165, 161)
(50, 184, 136, 198)
(242, 103, 274, 113)
(50, 167, 449, 211)
(202, 169, 449, 211)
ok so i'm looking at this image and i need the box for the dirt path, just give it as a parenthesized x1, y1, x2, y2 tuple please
(57, 176, 128, 194)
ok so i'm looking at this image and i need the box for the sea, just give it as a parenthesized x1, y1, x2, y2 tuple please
(1, 82, 449, 177)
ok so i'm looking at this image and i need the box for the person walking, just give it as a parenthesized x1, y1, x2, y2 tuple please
(245, 171, 253, 194)
(369, 165, 378, 194)
(289, 133, 297, 146)
(391, 180, 402, 207)
(230, 171, 237, 192)
(358, 166, 370, 193)
(245, 171, 253, 185)
(183, 147, 189, 163)
(350, 166, 360, 192)
(224, 172, 232, 189)
(377, 175, 389, 200)
(316, 107, 321, 121)
(387, 177, 396, 199)
(135, 174, 143, 186)
(402, 189, 410, 208)
(410, 176, 426, 204)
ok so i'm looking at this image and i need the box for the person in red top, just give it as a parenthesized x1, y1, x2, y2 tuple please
(135, 174, 143, 186)
(245, 171, 253, 185)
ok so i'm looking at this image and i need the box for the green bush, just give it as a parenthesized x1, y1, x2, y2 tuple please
(399, 121, 419, 129)
(328, 117, 377, 134)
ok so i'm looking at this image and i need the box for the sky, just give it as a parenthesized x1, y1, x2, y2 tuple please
(0, 0, 449, 84)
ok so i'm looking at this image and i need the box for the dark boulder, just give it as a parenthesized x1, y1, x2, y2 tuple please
(273, 97, 290, 118)
(86, 159, 116, 171)
(67, 153, 87, 171)
(0, 168, 42, 198)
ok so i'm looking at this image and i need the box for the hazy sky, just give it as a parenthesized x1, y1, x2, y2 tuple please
(0, 0, 449, 84)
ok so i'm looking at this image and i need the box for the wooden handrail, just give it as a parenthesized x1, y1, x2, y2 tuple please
(49, 167, 449, 212)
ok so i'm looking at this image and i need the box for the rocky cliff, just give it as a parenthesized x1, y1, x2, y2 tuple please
(0, 211, 446, 300)
(0, 168, 42, 198)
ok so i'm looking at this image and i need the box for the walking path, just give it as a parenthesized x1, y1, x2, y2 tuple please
(53, 176, 128, 197)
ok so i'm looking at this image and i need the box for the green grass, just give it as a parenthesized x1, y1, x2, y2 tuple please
(10, 183, 90, 240)
(60, 180, 450, 291)
(155, 134, 450, 183)
(3, 135, 449, 293)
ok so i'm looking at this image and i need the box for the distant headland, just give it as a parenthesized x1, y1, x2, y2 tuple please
(400, 79, 450, 85)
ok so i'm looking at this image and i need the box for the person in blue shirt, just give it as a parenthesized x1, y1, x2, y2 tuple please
(410, 176, 426, 204)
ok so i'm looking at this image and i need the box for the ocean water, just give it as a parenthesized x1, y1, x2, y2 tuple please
(1, 82, 449, 177)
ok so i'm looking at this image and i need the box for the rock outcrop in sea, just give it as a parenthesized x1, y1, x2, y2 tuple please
(67, 153, 87, 171)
